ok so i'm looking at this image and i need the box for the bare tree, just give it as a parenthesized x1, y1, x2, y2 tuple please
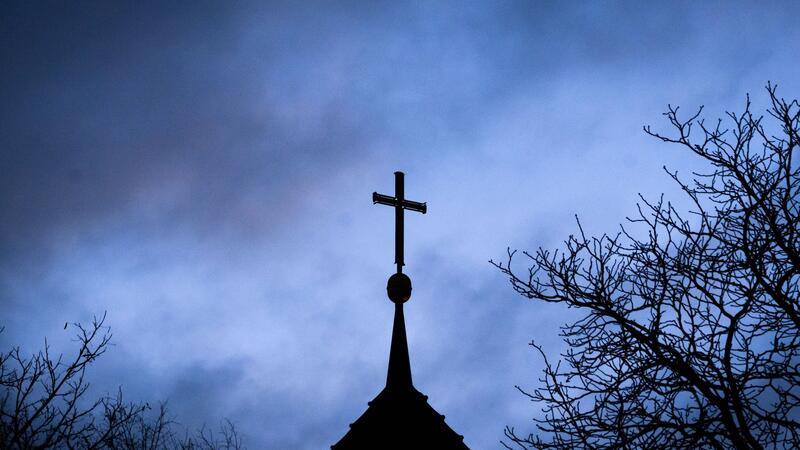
(493, 84, 800, 449)
(0, 314, 244, 449)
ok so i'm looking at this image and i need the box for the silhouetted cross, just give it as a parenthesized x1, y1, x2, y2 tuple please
(373, 171, 427, 274)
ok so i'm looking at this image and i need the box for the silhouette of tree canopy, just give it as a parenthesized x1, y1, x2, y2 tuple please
(0, 314, 243, 449)
(494, 84, 800, 449)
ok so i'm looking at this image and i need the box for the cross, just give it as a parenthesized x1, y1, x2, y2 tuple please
(373, 171, 427, 274)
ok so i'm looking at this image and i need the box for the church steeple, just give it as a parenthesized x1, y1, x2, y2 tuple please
(332, 171, 469, 449)
(375, 172, 423, 391)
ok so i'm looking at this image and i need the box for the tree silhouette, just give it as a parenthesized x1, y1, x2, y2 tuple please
(0, 314, 243, 449)
(494, 84, 800, 449)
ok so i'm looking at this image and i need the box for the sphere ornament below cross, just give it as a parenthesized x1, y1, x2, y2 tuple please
(387, 273, 412, 303)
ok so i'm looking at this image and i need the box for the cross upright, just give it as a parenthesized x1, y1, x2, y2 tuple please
(373, 171, 427, 274)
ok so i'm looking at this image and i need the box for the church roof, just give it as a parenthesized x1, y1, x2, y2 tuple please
(332, 302, 469, 449)
(332, 385, 468, 449)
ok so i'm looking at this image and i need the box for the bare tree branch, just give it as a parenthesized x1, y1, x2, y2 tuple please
(0, 315, 245, 449)
(493, 85, 800, 449)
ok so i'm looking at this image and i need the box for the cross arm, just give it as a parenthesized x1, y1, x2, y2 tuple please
(372, 192, 427, 214)
(372, 192, 396, 206)
(401, 199, 427, 214)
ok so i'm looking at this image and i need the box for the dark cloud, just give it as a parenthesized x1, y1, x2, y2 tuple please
(1, 2, 376, 266)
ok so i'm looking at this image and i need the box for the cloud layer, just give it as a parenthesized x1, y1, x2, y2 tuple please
(2, 2, 800, 448)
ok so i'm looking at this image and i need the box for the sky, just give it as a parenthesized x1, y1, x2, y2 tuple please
(2, 1, 800, 448)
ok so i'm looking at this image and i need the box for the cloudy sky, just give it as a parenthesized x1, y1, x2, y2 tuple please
(2, 1, 800, 448)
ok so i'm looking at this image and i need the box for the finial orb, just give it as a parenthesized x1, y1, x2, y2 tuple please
(387, 273, 412, 303)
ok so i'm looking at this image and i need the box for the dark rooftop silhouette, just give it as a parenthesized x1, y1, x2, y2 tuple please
(332, 172, 469, 449)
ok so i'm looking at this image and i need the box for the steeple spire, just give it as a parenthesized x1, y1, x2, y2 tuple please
(386, 302, 413, 390)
